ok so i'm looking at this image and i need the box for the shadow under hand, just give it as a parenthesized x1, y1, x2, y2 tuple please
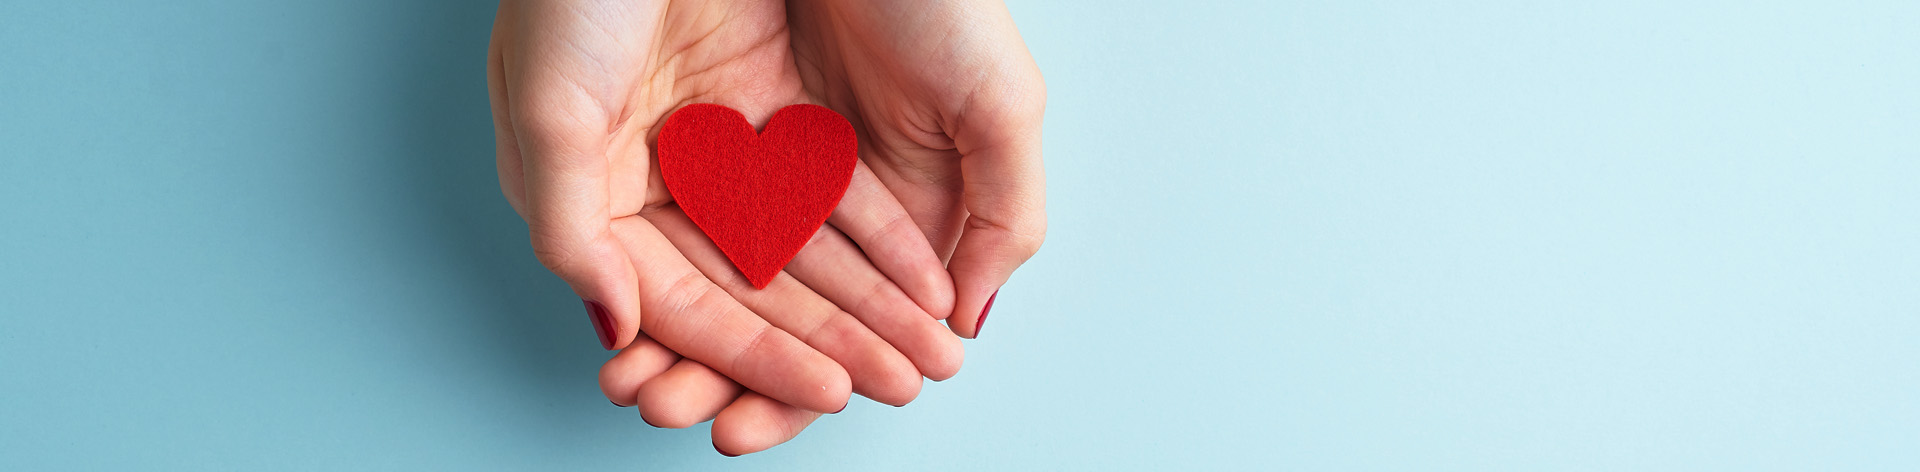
(370, 0, 707, 466)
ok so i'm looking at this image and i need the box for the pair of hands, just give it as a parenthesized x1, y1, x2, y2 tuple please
(487, 0, 1045, 455)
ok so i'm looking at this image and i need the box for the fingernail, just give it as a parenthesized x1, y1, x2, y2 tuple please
(584, 299, 615, 350)
(833, 402, 848, 414)
(972, 290, 998, 338)
(610, 400, 625, 407)
(715, 444, 739, 457)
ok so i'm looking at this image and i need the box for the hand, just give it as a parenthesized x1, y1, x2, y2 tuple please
(790, 0, 1049, 337)
(612, 0, 1049, 454)
(487, 0, 962, 414)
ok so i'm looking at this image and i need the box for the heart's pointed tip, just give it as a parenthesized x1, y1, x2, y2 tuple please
(744, 272, 774, 290)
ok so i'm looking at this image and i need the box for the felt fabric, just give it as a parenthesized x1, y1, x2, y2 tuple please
(656, 103, 858, 289)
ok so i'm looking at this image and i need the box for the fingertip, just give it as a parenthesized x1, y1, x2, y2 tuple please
(636, 360, 742, 429)
(534, 228, 644, 350)
(597, 337, 677, 407)
(711, 393, 821, 456)
(584, 299, 616, 350)
(864, 357, 926, 407)
(756, 336, 853, 414)
(744, 352, 852, 415)
(942, 248, 1023, 340)
(883, 377, 924, 407)
(636, 394, 705, 429)
(602, 251, 644, 351)
(894, 237, 957, 321)
(917, 269, 958, 321)
(950, 314, 981, 339)
(941, 196, 1044, 338)
(819, 321, 925, 407)
(946, 226, 1024, 339)
(945, 288, 988, 339)
(808, 362, 855, 414)
(798, 357, 854, 414)
(826, 163, 957, 321)
(919, 333, 967, 382)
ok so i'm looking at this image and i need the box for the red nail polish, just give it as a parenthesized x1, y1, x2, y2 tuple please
(583, 299, 615, 350)
(610, 400, 624, 407)
(715, 444, 739, 457)
(973, 290, 997, 337)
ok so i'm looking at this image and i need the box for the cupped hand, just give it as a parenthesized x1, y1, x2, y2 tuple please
(487, 0, 960, 414)
(790, 0, 1049, 337)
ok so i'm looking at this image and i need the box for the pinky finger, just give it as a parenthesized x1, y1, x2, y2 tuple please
(636, 359, 744, 429)
(599, 334, 680, 407)
(710, 392, 822, 457)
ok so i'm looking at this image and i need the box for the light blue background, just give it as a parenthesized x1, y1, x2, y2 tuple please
(3, 0, 1916, 470)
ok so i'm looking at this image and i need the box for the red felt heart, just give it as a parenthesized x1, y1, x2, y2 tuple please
(656, 103, 858, 289)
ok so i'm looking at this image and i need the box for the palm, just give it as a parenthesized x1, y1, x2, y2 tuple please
(789, 3, 974, 255)
(495, 0, 808, 219)
(790, 0, 1048, 335)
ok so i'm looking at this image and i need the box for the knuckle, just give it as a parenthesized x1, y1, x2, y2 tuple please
(849, 278, 897, 319)
(805, 225, 834, 249)
(790, 306, 836, 345)
(658, 271, 716, 318)
(1014, 223, 1047, 256)
(726, 325, 778, 378)
(871, 212, 919, 246)
(966, 213, 1047, 259)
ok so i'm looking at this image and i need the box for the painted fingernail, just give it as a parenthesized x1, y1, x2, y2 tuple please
(610, 400, 625, 407)
(833, 401, 848, 414)
(584, 299, 615, 350)
(715, 444, 739, 457)
(972, 290, 998, 338)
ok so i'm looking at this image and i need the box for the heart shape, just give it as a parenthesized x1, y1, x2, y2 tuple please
(656, 103, 858, 289)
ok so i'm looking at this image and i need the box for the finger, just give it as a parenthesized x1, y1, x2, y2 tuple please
(787, 225, 966, 381)
(828, 161, 956, 320)
(647, 206, 925, 406)
(610, 216, 852, 413)
(504, 34, 642, 352)
(946, 88, 1047, 339)
(636, 359, 744, 428)
(599, 333, 680, 407)
(711, 392, 822, 457)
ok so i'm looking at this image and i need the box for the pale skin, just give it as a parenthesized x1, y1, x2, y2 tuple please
(489, 0, 1045, 456)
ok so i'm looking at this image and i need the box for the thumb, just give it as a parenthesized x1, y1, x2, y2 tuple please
(511, 81, 641, 351)
(945, 96, 1047, 339)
